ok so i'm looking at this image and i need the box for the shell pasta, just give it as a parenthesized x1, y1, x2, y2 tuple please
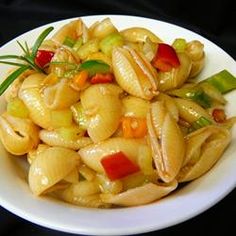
(0, 17, 235, 208)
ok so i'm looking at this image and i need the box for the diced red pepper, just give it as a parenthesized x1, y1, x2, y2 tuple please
(35, 50, 54, 68)
(152, 43, 180, 72)
(101, 151, 140, 181)
(90, 73, 113, 84)
(212, 108, 226, 123)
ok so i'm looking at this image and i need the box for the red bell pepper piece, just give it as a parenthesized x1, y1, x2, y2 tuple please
(35, 50, 54, 68)
(212, 108, 226, 123)
(152, 43, 180, 72)
(101, 151, 140, 181)
(90, 73, 113, 84)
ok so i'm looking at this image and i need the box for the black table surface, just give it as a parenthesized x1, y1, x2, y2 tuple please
(0, 0, 235, 235)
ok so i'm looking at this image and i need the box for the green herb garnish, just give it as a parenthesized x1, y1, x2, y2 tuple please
(0, 26, 54, 96)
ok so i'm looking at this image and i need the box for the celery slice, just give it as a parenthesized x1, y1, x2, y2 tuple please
(63, 36, 76, 47)
(169, 86, 212, 108)
(71, 103, 88, 130)
(99, 32, 124, 56)
(202, 70, 236, 94)
(189, 116, 212, 132)
(172, 38, 187, 53)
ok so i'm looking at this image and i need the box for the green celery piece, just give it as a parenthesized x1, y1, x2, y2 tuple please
(188, 89, 212, 108)
(189, 116, 212, 132)
(71, 102, 87, 130)
(99, 32, 124, 56)
(79, 60, 110, 76)
(169, 86, 212, 108)
(63, 36, 76, 48)
(0, 65, 30, 95)
(202, 70, 236, 94)
(172, 38, 187, 53)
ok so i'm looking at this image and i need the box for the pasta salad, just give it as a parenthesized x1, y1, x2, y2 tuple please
(0, 17, 236, 208)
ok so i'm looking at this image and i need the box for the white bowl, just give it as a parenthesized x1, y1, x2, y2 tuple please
(0, 15, 236, 236)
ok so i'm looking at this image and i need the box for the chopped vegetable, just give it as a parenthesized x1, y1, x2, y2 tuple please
(90, 73, 113, 84)
(172, 38, 187, 53)
(77, 38, 99, 60)
(71, 102, 87, 130)
(122, 172, 146, 191)
(121, 117, 147, 138)
(152, 43, 180, 72)
(189, 116, 212, 132)
(201, 70, 236, 94)
(7, 97, 29, 118)
(169, 86, 212, 108)
(199, 82, 226, 105)
(101, 151, 140, 181)
(212, 108, 226, 123)
(63, 36, 76, 47)
(72, 70, 89, 88)
(79, 60, 110, 76)
(86, 52, 112, 67)
(99, 32, 124, 56)
(35, 49, 55, 68)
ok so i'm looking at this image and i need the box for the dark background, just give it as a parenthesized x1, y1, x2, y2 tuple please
(0, 0, 235, 235)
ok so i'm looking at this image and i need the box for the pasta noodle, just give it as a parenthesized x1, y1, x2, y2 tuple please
(28, 146, 79, 195)
(43, 78, 80, 110)
(39, 128, 92, 149)
(0, 17, 235, 208)
(0, 113, 39, 155)
(80, 84, 123, 142)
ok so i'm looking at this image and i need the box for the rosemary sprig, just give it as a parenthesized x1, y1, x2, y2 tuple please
(0, 60, 27, 67)
(0, 65, 30, 95)
(50, 61, 80, 70)
(0, 26, 54, 96)
(17, 41, 30, 56)
(31, 27, 54, 58)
